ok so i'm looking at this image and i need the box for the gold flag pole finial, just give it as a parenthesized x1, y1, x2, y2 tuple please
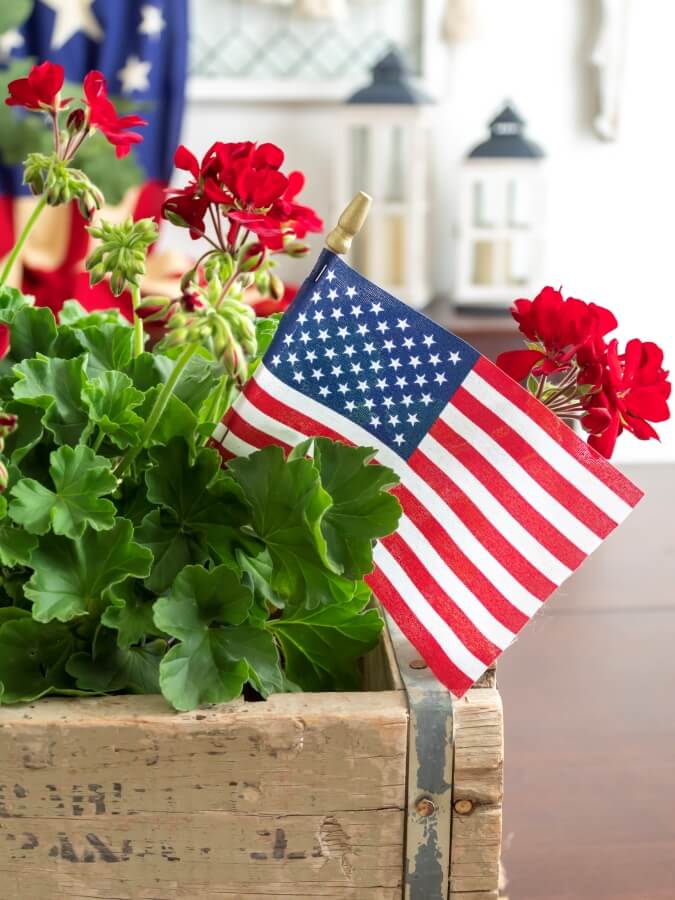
(325, 191, 372, 255)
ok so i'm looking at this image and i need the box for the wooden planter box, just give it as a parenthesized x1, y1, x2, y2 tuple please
(0, 617, 504, 900)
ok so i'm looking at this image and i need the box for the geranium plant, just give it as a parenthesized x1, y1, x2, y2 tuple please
(0, 63, 402, 711)
(497, 287, 671, 459)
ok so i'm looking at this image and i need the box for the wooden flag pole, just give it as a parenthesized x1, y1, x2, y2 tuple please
(325, 191, 372, 255)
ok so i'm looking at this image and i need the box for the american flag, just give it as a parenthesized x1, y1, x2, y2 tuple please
(212, 250, 643, 696)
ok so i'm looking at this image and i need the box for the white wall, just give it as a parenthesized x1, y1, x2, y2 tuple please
(167, 0, 675, 462)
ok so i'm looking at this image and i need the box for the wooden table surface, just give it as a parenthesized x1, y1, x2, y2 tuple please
(498, 463, 675, 900)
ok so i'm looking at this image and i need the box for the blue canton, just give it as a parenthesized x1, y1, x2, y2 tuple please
(265, 251, 479, 460)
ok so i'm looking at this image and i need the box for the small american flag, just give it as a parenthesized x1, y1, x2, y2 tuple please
(212, 250, 643, 696)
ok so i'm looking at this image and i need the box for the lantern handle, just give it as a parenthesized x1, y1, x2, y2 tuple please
(325, 191, 372, 255)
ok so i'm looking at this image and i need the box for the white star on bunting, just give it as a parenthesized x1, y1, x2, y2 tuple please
(42, 0, 103, 49)
(139, 4, 166, 36)
(118, 54, 152, 93)
(0, 29, 24, 62)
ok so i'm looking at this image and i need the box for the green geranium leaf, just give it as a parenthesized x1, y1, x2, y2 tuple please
(3, 402, 44, 465)
(313, 438, 401, 578)
(12, 355, 88, 445)
(141, 389, 198, 446)
(136, 509, 208, 594)
(0, 522, 37, 567)
(153, 564, 255, 711)
(153, 564, 252, 640)
(24, 518, 153, 623)
(75, 323, 133, 378)
(0, 284, 32, 325)
(101, 580, 163, 649)
(66, 631, 164, 694)
(8, 305, 57, 361)
(146, 438, 226, 526)
(0, 617, 75, 704)
(158, 636, 249, 711)
(0, 608, 31, 626)
(59, 300, 127, 329)
(228, 445, 354, 608)
(82, 370, 145, 448)
(268, 586, 383, 691)
(9, 445, 117, 539)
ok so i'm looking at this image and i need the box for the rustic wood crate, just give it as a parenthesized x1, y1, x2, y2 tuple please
(0, 623, 504, 900)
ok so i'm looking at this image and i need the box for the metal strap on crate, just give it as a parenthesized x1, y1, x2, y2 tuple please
(384, 612, 454, 900)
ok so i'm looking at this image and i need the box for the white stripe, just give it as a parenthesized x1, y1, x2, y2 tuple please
(219, 430, 258, 458)
(251, 365, 542, 615)
(441, 405, 601, 555)
(235, 392, 309, 448)
(419, 432, 572, 585)
(464, 371, 632, 523)
(397, 515, 515, 649)
(374, 543, 486, 681)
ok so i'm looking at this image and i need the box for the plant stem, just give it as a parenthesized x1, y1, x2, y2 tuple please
(92, 429, 105, 453)
(0, 195, 48, 287)
(130, 284, 144, 357)
(215, 268, 241, 310)
(115, 342, 198, 476)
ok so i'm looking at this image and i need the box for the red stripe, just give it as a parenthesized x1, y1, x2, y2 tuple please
(453, 386, 617, 538)
(382, 531, 501, 665)
(408, 448, 557, 600)
(225, 409, 293, 455)
(429, 418, 586, 571)
(394, 484, 530, 633)
(366, 566, 475, 698)
(474, 357, 643, 507)
(207, 436, 235, 463)
(245, 378, 353, 446)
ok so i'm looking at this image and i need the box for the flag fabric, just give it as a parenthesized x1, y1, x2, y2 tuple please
(211, 249, 643, 696)
(0, 0, 188, 312)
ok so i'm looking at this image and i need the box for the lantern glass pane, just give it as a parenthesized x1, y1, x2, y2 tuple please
(386, 126, 406, 203)
(351, 126, 370, 196)
(508, 179, 532, 228)
(472, 240, 497, 285)
(383, 213, 406, 286)
(472, 181, 499, 228)
(505, 237, 530, 285)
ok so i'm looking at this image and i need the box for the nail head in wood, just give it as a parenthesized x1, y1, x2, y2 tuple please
(409, 658, 427, 670)
(325, 191, 372, 255)
(415, 797, 436, 817)
(454, 798, 474, 815)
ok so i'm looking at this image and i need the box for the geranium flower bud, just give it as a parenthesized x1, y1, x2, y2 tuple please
(0, 460, 8, 493)
(66, 107, 86, 135)
(0, 413, 18, 438)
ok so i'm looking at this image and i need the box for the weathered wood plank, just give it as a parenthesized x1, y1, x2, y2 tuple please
(0, 691, 409, 899)
(450, 687, 504, 896)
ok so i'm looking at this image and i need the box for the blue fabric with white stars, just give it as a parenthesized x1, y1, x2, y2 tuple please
(265, 250, 480, 460)
(0, 0, 187, 196)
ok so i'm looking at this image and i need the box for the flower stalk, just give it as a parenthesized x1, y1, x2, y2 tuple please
(0, 196, 47, 287)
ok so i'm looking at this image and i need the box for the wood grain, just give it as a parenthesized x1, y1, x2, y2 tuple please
(450, 688, 504, 897)
(0, 691, 409, 900)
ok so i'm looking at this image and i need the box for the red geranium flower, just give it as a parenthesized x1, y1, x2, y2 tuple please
(83, 71, 147, 158)
(162, 144, 228, 238)
(497, 287, 617, 382)
(582, 338, 671, 458)
(5, 60, 66, 112)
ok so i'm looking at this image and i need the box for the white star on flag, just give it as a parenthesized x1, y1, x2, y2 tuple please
(42, 0, 103, 49)
(139, 4, 166, 36)
(118, 54, 152, 93)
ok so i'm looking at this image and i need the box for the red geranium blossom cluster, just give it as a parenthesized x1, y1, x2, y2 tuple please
(497, 287, 671, 459)
(163, 141, 322, 252)
(5, 60, 146, 159)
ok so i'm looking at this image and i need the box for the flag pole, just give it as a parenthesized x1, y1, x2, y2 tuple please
(325, 191, 372, 255)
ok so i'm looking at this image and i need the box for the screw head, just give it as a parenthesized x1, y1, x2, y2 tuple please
(454, 799, 474, 816)
(415, 797, 436, 817)
(409, 658, 427, 670)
